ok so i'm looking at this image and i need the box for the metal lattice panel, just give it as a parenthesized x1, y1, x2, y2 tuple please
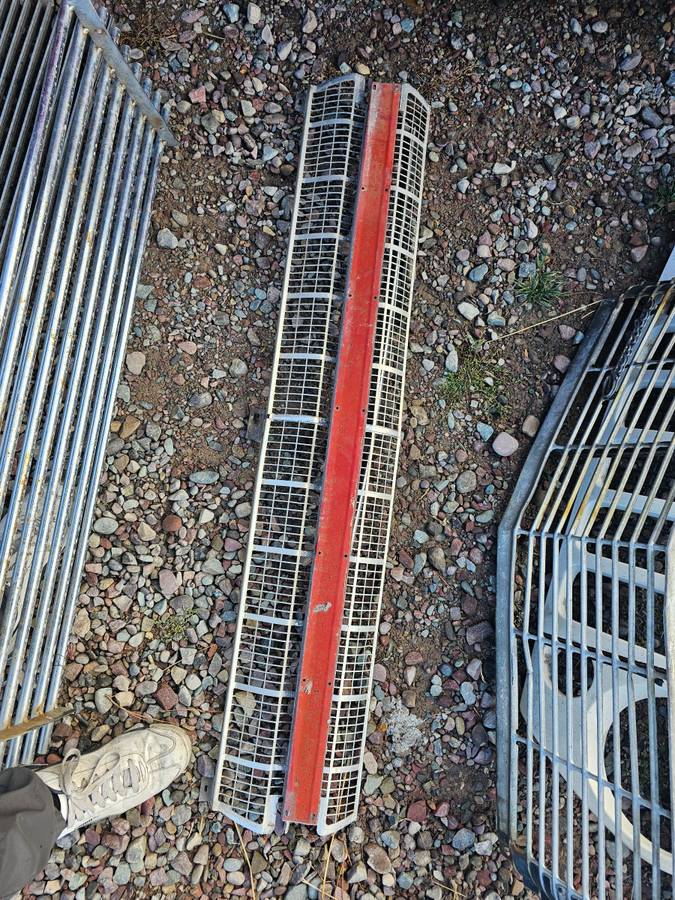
(497, 281, 675, 898)
(0, 0, 172, 764)
(317, 86, 430, 834)
(212, 74, 368, 833)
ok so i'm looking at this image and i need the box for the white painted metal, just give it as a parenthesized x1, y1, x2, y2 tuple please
(499, 281, 675, 898)
(211, 74, 368, 833)
(317, 85, 430, 835)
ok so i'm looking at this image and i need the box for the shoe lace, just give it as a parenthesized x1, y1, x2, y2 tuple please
(59, 748, 146, 820)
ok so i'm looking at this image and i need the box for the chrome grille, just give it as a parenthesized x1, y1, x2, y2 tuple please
(0, 0, 172, 764)
(497, 281, 675, 898)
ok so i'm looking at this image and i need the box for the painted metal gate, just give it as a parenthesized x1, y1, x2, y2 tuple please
(497, 278, 675, 898)
(212, 76, 430, 834)
(0, 0, 173, 765)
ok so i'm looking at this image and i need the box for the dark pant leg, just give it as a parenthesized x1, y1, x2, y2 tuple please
(0, 767, 64, 898)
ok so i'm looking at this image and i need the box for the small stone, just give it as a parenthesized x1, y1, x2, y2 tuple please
(456, 470, 477, 494)
(492, 432, 519, 457)
(631, 245, 648, 263)
(229, 358, 248, 377)
(466, 621, 494, 645)
(72, 607, 90, 637)
(553, 354, 570, 373)
(302, 8, 317, 33)
(202, 557, 224, 575)
(137, 521, 157, 542)
(476, 422, 494, 441)
(162, 514, 182, 533)
(172, 852, 193, 877)
(460, 682, 476, 705)
(189, 391, 212, 409)
(407, 799, 427, 822)
(277, 39, 293, 60)
(522, 415, 540, 437)
(492, 161, 514, 175)
(373, 663, 387, 682)
(543, 152, 564, 175)
(94, 516, 118, 535)
(346, 861, 368, 884)
(195, 845, 210, 866)
(172, 805, 192, 827)
(120, 415, 141, 439)
(222, 3, 239, 23)
(94, 688, 112, 714)
(154, 684, 178, 710)
(126, 351, 146, 375)
(159, 569, 178, 598)
(247, 2, 261, 24)
(126, 836, 146, 871)
(189, 470, 219, 485)
(445, 346, 459, 373)
(114, 691, 134, 708)
(189, 85, 206, 104)
(366, 844, 391, 874)
(240, 99, 255, 118)
(458, 301, 480, 320)
(619, 51, 642, 71)
(452, 828, 475, 852)
(114, 862, 131, 886)
(363, 751, 377, 775)
(157, 228, 178, 250)
(428, 546, 445, 572)
(468, 263, 488, 282)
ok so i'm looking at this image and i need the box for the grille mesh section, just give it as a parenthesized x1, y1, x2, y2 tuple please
(497, 281, 675, 899)
(212, 74, 367, 833)
(317, 85, 430, 834)
(0, 0, 170, 765)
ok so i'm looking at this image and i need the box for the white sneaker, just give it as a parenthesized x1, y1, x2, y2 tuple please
(37, 724, 192, 836)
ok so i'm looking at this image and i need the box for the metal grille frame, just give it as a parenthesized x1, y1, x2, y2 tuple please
(497, 281, 675, 899)
(211, 74, 368, 833)
(0, 0, 173, 764)
(212, 78, 429, 835)
(316, 85, 430, 835)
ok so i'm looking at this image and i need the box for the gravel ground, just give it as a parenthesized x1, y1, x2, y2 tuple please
(25, 0, 673, 897)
